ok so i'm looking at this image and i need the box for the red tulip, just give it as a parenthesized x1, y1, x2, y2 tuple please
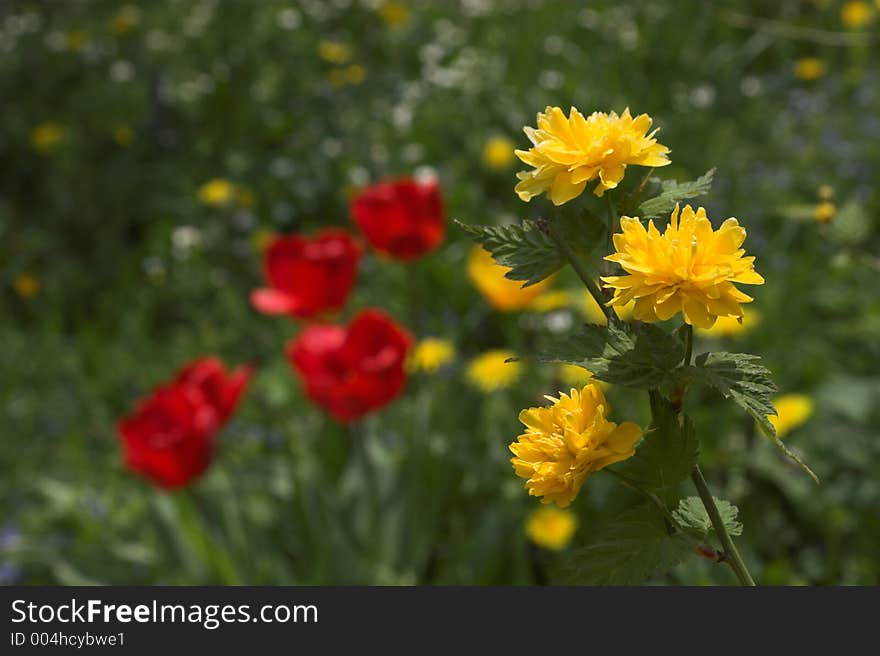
(288, 309, 412, 422)
(251, 229, 361, 319)
(117, 358, 252, 489)
(350, 177, 444, 261)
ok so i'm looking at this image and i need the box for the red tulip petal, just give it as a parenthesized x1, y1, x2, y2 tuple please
(251, 288, 300, 315)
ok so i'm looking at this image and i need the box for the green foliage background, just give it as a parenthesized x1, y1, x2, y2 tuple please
(1, 0, 878, 585)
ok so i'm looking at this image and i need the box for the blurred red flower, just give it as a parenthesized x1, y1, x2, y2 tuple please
(288, 309, 412, 422)
(350, 177, 444, 260)
(117, 358, 252, 489)
(251, 229, 361, 319)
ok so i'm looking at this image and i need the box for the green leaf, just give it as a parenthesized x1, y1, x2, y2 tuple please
(615, 394, 698, 489)
(673, 496, 743, 537)
(538, 319, 684, 389)
(549, 204, 606, 263)
(638, 168, 715, 220)
(688, 352, 819, 484)
(563, 504, 692, 585)
(690, 351, 778, 434)
(455, 219, 562, 287)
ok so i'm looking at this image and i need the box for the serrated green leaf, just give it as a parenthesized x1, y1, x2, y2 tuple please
(638, 168, 715, 220)
(615, 394, 698, 489)
(455, 219, 562, 287)
(549, 205, 606, 263)
(673, 496, 743, 537)
(688, 352, 819, 484)
(690, 351, 777, 435)
(563, 504, 692, 585)
(538, 319, 684, 389)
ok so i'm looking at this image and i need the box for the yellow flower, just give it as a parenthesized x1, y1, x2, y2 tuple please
(482, 136, 516, 170)
(197, 179, 236, 207)
(794, 58, 827, 81)
(112, 125, 134, 146)
(526, 507, 577, 550)
(769, 394, 814, 438)
(328, 64, 366, 87)
(602, 205, 765, 329)
(841, 1, 873, 28)
(510, 384, 642, 507)
(528, 289, 572, 313)
(466, 350, 522, 392)
(515, 106, 671, 205)
(407, 338, 456, 373)
(467, 246, 553, 311)
(30, 122, 64, 153)
(318, 40, 352, 64)
(814, 201, 836, 223)
(558, 364, 608, 390)
(108, 5, 142, 36)
(577, 290, 634, 323)
(377, 1, 410, 27)
(695, 308, 762, 338)
(345, 64, 366, 84)
(13, 274, 40, 298)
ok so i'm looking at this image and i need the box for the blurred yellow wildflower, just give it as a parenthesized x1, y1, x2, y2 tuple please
(318, 40, 352, 64)
(558, 364, 608, 390)
(467, 246, 553, 311)
(817, 185, 834, 201)
(577, 290, 634, 324)
(769, 394, 814, 438)
(109, 5, 142, 36)
(112, 125, 135, 146)
(377, 1, 410, 27)
(794, 58, 827, 81)
(528, 289, 572, 313)
(482, 136, 516, 170)
(466, 350, 522, 392)
(602, 205, 765, 329)
(814, 201, 836, 223)
(13, 274, 40, 298)
(328, 64, 367, 87)
(30, 122, 64, 153)
(407, 338, 456, 373)
(197, 179, 236, 207)
(510, 384, 642, 507)
(841, 1, 873, 28)
(515, 106, 671, 205)
(526, 507, 577, 550)
(695, 308, 762, 338)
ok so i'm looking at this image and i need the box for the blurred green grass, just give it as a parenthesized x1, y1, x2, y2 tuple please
(1, 0, 878, 585)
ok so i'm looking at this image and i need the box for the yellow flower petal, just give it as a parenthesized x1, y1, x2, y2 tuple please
(467, 246, 553, 311)
(602, 205, 764, 327)
(525, 507, 577, 550)
(510, 384, 643, 507)
(515, 106, 670, 205)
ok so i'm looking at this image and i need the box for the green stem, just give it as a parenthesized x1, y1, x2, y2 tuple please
(690, 465, 757, 586)
(604, 468, 676, 527)
(548, 228, 613, 322)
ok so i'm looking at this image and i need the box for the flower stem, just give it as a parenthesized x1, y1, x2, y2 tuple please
(548, 228, 613, 322)
(683, 323, 694, 366)
(690, 465, 757, 586)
